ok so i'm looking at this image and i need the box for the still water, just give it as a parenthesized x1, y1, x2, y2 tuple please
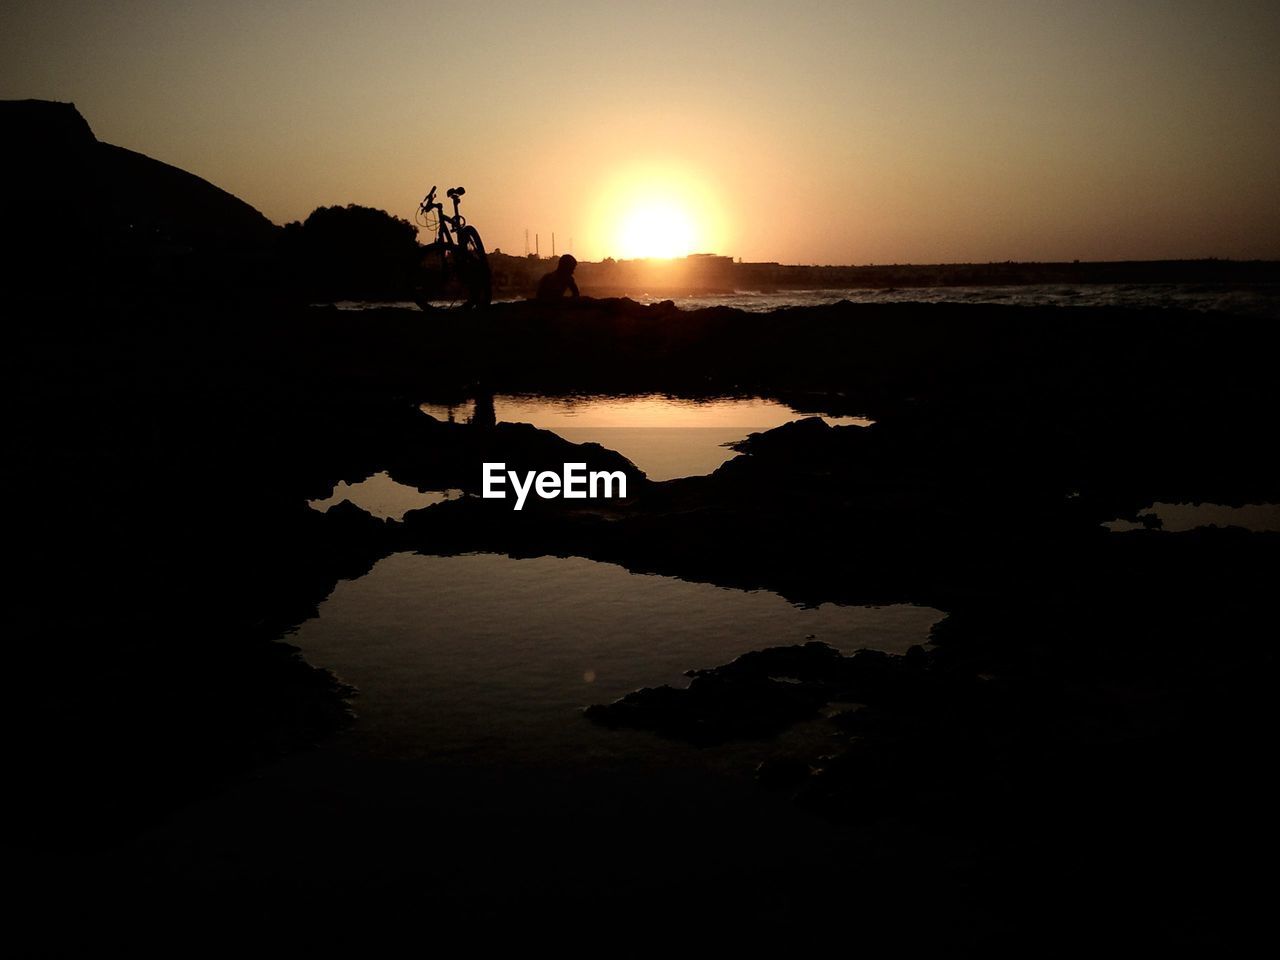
(295, 393, 932, 767)
(425, 393, 871, 481)
(309, 394, 871, 518)
(286, 553, 942, 765)
(1104, 501, 1280, 533)
(310, 394, 868, 516)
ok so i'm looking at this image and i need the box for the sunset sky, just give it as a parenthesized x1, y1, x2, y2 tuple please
(3, 0, 1278, 263)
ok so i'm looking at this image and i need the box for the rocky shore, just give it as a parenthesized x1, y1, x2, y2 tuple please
(9, 291, 1278, 946)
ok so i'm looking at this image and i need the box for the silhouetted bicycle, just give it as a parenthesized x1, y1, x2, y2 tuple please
(414, 185, 492, 310)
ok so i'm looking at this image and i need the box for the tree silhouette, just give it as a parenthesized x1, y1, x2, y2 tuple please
(284, 203, 420, 300)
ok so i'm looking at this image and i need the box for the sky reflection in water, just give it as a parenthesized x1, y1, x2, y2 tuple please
(296, 393, 925, 767)
(287, 553, 943, 766)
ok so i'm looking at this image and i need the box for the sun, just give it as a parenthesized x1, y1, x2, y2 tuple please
(590, 164, 726, 261)
(616, 200, 696, 259)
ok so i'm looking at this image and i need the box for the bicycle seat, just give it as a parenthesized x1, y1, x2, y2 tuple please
(447, 186, 466, 198)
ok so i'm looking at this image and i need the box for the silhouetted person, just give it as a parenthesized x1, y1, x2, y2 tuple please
(536, 254, 579, 301)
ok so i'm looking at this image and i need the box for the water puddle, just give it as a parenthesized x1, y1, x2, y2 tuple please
(308, 472, 462, 521)
(1104, 502, 1280, 533)
(419, 393, 871, 481)
(295, 395, 923, 770)
(286, 552, 942, 765)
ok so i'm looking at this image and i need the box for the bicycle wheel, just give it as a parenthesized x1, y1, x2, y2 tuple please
(457, 226, 492, 309)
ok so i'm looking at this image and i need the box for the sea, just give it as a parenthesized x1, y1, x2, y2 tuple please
(330, 281, 1280, 319)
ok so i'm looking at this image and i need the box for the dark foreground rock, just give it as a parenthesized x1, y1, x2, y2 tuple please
(585, 641, 930, 744)
(7, 290, 1278, 946)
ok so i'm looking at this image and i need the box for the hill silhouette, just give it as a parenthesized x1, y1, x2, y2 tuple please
(1, 99, 277, 291)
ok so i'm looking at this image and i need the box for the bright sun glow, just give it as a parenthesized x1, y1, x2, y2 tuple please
(590, 164, 726, 261)
(616, 201, 696, 259)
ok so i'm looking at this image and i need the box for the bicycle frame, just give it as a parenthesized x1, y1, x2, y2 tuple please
(415, 185, 492, 309)
(419, 187, 466, 251)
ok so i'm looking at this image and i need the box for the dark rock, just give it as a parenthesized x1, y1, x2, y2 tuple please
(755, 757, 812, 788)
(727, 415, 832, 456)
(585, 671, 827, 744)
(586, 641, 941, 744)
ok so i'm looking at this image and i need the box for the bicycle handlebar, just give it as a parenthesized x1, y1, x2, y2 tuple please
(420, 184, 470, 227)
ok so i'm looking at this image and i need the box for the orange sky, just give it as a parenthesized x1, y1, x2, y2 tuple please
(3, 0, 1278, 263)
